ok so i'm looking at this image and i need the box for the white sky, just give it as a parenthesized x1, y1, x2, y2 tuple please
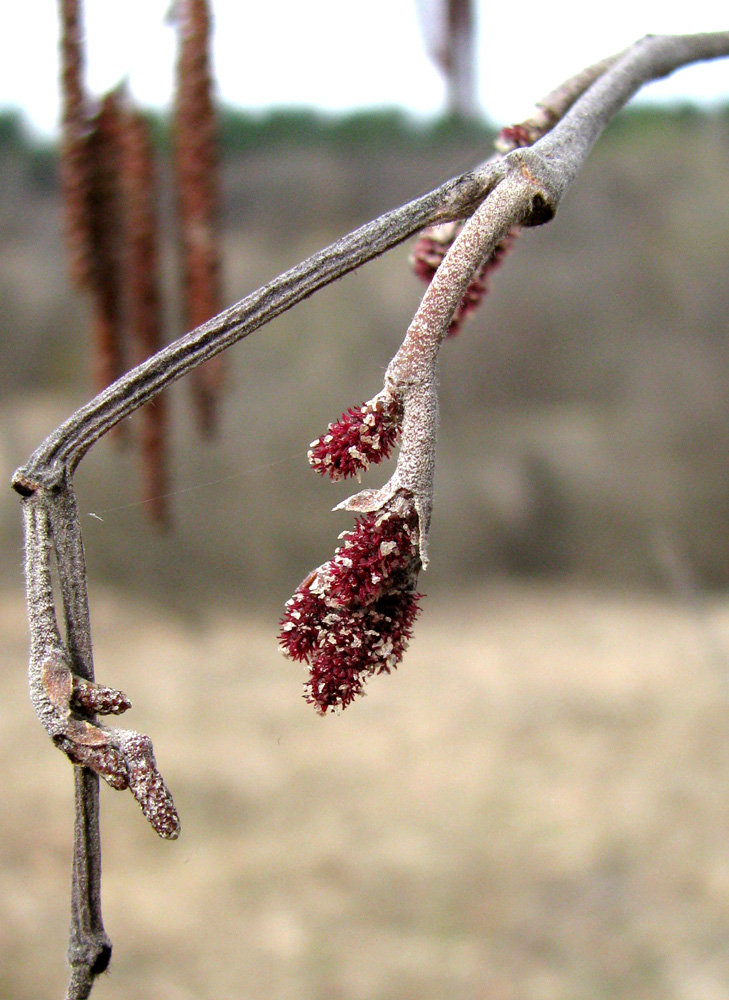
(1, 1, 727, 138)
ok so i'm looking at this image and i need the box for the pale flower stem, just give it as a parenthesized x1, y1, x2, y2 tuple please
(373, 175, 542, 556)
(389, 174, 537, 384)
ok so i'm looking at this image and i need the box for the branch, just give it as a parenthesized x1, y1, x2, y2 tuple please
(11, 27, 729, 991)
(22, 482, 180, 997)
(12, 169, 498, 490)
(290, 30, 729, 575)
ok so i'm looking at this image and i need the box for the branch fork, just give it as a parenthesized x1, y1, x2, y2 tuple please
(24, 492, 180, 840)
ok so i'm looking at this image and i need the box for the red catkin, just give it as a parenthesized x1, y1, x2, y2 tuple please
(279, 509, 422, 714)
(308, 395, 403, 481)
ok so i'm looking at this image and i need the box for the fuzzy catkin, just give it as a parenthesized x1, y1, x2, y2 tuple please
(122, 106, 169, 524)
(58, 0, 92, 289)
(86, 90, 126, 395)
(174, 0, 224, 436)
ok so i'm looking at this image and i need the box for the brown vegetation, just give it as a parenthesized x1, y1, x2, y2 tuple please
(121, 106, 168, 523)
(174, 0, 224, 436)
(3, 580, 729, 998)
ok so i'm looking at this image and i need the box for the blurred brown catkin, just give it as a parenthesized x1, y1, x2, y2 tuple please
(174, 0, 224, 437)
(86, 90, 127, 397)
(121, 105, 169, 524)
(58, 0, 92, 289)
(59, 0, 125, 397)
(56, 0, 224, 520)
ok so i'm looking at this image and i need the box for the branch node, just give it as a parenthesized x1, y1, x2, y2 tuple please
(11, 470, 40, 497)
(523, 190, 556, 227)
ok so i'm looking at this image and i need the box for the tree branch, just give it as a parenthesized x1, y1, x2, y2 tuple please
(66, 768, 111, 1000)
(11, 168, 500, 490)
(22, 489, 111, 997)
(22, 480, 179, 997)
(10, 28, 729, 996)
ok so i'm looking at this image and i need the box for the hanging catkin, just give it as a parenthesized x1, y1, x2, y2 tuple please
(174, 0, 224, 437)
(86, 89, 126, 396)
(121, 105, 169, 524)
(56, 0, 226, 521)
(58, 0, 92, 289)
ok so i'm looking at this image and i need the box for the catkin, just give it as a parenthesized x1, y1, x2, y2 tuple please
(174, 0, 224, 436)
(58, 0, 92, 289)
(86, 90, 126, 396)
(122, 106, 169, 524)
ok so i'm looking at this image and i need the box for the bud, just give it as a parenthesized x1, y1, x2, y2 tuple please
(308, 393, 403, 481)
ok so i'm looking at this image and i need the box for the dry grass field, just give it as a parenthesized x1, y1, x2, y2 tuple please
(4, 581, 729, 999)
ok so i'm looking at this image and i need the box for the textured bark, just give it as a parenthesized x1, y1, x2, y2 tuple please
(18, 32, 729, 493)
(23, 488, 111, 999)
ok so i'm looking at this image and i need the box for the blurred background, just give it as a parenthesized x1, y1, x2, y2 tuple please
(2, 105, 729, 601)
(2, 3, 729, 999)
